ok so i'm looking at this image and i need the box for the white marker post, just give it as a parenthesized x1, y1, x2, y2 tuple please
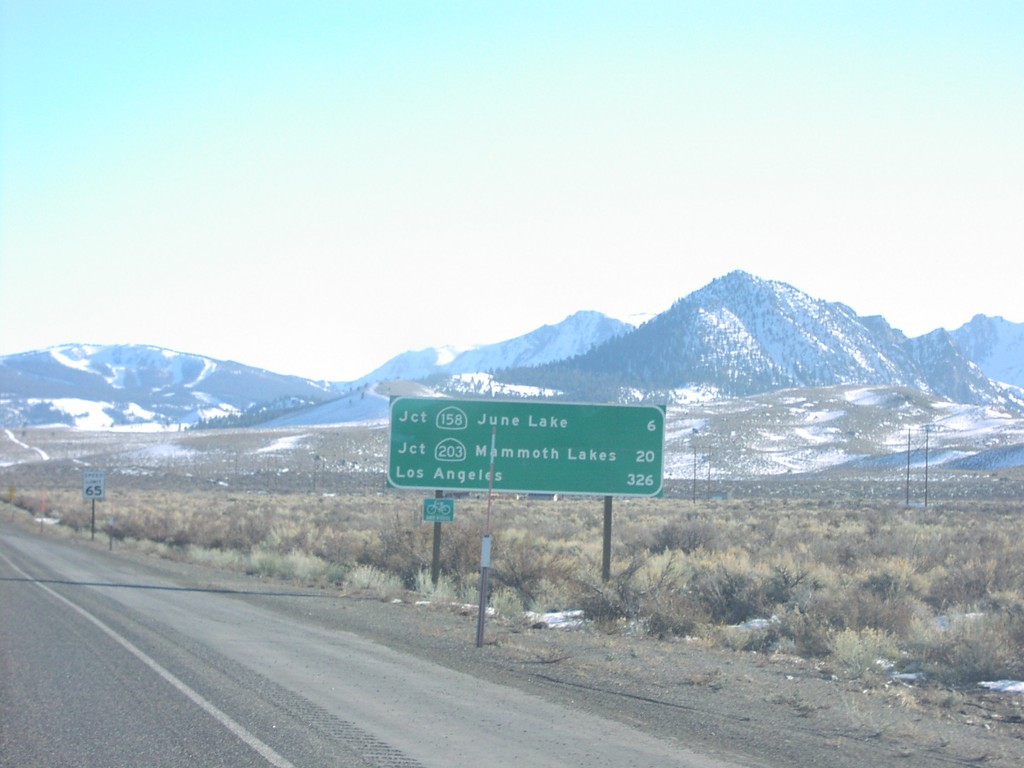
(475, 427, 497, 648)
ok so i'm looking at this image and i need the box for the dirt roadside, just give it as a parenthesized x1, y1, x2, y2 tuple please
(303, 596, 1024, 768)
(25, 524, 1019, 768)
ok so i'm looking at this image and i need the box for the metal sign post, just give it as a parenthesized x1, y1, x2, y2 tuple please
(389, 398, 666, 647)
(476, 427, 497, 648)
(424, 492, 455, 586)
(82, 470, 106, 540)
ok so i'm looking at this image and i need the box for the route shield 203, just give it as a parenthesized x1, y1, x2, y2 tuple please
(388, 397, 665, 497)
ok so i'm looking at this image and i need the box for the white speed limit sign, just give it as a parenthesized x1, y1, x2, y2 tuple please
(82, 470, 106, 501)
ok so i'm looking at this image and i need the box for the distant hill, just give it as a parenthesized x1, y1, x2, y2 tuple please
(347, 310, 633, 386)
(2, 272, 1023, 430)
(0, 344, 334, 428)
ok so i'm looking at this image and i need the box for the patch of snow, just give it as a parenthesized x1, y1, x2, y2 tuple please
(139, 443, 195, 461)
(980, 680, 1024, 693)
(892, 672, 925, 683)
(49, 345, 99, 373)
(256, 435, 309, 454)
(187, 357, 217, 386)
(3, 428, 49, 460)
(803, 409, 844, 424)
(433, 345, 470, 367)
(449, 373, 561, 399)
(40, 398, 117, 429)
(793, 427, 834, 445)
(844, 387, 893, 407)
(772, 448, 853, 474)
(669, 387, 720, 405)
(525, 610, 586, 629)
(934, 612, 984, 631)
(262, 389, 390, 427)
(730, 616, 779, 631)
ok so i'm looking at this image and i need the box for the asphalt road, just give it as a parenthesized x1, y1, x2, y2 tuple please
(0, 525, 741, 768)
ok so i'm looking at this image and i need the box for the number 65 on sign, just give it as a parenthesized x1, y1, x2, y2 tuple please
(82, 470, 106, 501)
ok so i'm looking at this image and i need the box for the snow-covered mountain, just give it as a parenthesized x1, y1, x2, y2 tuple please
(2, 272, 1022, 430)
(950, 315, 1024, 391)
(0, 344, 335, 428)
(349, 310, 632, 386)
(500, 271, 1021, 411)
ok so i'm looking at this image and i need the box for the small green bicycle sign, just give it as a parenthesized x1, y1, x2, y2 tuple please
(423, 497, 455, 522)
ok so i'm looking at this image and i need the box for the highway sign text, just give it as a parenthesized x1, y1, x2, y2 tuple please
(389, 398, 665, 496)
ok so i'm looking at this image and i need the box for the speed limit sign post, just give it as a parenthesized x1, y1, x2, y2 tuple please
(82, 470, 106, 540)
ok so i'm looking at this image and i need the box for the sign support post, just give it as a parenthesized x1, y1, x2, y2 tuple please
(602, 496, 613, 582)
(423, 494, 454, 586)
(476, 427, 497, 648)
(82, 470, 106, 540)
(389, 398, 664, 647)
(431, 490, 443, 587)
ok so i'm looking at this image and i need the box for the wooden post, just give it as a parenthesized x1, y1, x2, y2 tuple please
(431, 490, 443, 586)
(905, 428, 911, 506)
(602, 495, 613, 582)
(924, 426, 931, 507)
(693, 445, 697, 503)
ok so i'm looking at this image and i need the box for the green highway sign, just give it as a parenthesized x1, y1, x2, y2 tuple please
(389, 398, 665, 497)
(423, 497, 455, 522)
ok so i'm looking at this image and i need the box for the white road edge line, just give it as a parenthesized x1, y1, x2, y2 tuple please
(0, 549, 296, 768)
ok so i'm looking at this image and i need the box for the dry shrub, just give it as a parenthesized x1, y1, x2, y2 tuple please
(26, 462, 1024, 686)
(907, 600, 1024, 684)
(414, 570, 459, 603)
(440, 523, 490, 583)
(491, 529, 575, 607)
(371, 511, 434, 585)
(798, 584, 919, 638)
(650, 518, 719, 554)
(489, 586, 525, 618)
(830, 628, 899, 680)
(311, 527, 375, 567)
(777, 608, 833, 657)
(574, 552, 653, 629)
(686, 549, 777, 625)
(574, 551, 706, 637)
(860, 558, 923, 602)
(643, 589, 708, 638)
(345, 564, 405, 600)
(525, 577, 578, 613)
(921, 554, 1024, 611)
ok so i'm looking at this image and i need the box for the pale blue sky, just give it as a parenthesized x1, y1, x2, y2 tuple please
(2, 2, 1021, 381)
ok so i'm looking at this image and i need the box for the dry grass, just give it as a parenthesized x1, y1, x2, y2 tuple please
(5, 426, 1024, 689)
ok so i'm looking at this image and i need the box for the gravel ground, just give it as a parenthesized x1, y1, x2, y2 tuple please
(78, 537, 1024, 768)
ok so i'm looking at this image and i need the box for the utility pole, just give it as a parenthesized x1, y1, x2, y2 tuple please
(691, 429, 699, 504)
(924, 425, 932, 507)
(706, 449, 712, 500)
(905, 428, 911, 506)
(692, 443, 698, 503)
